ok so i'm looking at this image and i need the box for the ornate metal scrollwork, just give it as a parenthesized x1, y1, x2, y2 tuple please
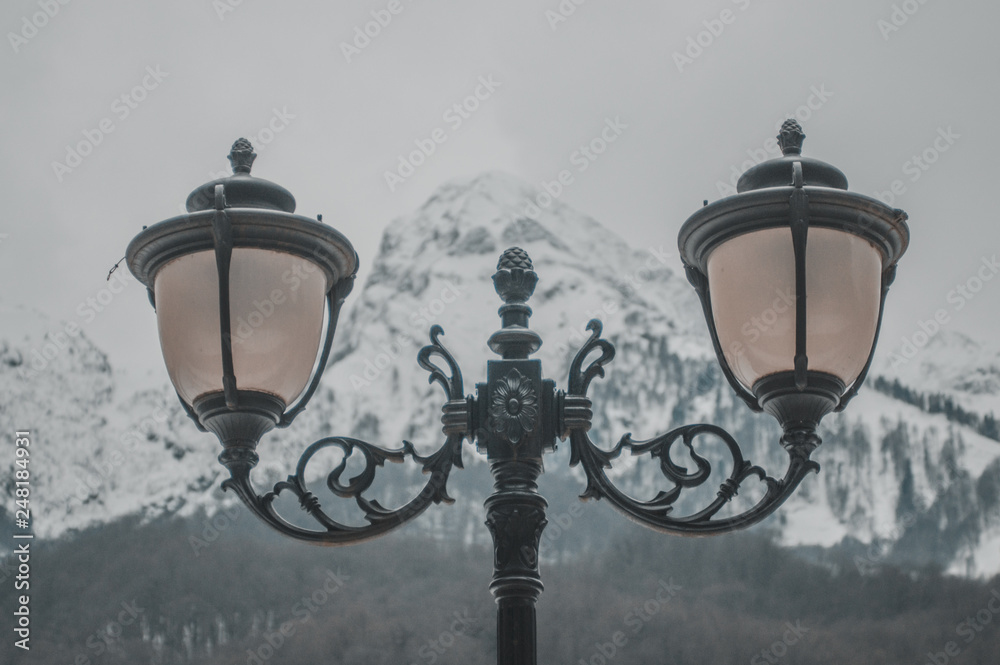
(418, 324, 465, 402)
(564, 320, 820, 535)
(567, 320, 616, 396)
(221, 327, 468, 545)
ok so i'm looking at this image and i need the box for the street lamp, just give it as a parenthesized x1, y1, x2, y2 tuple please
(125, 121, 909, 665)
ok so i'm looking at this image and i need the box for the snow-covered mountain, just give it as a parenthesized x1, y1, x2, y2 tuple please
(873, 329, 1000, 419)
(3, 172, 999, 577)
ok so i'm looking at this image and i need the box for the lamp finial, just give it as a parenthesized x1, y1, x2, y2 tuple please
(497, 246, 534, 272)
(493, 247, 537, 305)
(228, 138, 257, 174)
(777, 120, 805, 156)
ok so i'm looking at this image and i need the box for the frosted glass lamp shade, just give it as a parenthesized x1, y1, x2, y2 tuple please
(707, 227, 883, 391)
(126, 138, 358, 452)
(154, 248, 329, 406)
(678, 123, 909, 422)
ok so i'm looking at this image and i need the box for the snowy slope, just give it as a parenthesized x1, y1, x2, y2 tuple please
(873, 329, 1000, 417)
(0, 304, 218, 538)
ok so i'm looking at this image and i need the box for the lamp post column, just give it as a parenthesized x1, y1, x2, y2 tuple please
(486, 459, 546, 665)
(478, 247, 557, 665)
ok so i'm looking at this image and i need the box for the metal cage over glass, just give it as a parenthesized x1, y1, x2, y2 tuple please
(679, 120, 909, 436)
(126, 138, 358, 452)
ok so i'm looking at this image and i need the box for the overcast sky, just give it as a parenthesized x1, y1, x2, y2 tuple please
(2, 0, 997, 384)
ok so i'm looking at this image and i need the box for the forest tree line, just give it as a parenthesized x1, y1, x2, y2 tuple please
(1, 509, 998, 665)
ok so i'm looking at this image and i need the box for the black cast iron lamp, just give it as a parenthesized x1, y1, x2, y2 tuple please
(680, 120, 909, 445)
(127, 138, 358, 451)
(125, 122, 908, 665)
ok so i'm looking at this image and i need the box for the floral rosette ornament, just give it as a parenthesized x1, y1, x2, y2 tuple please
(489, 369, 539, 444)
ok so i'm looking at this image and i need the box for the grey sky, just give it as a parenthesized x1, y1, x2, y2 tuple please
(2, 0, 997, 382)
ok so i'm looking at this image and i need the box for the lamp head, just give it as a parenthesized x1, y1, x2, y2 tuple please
(679, 121, 909, 434)
(126, 140, 358, 456)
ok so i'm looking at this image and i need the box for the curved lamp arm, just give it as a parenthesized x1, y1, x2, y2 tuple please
(565, 320, 820, 536)
(220, 326, 468, 545)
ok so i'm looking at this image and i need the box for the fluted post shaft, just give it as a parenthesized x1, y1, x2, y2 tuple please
(486, 459, 547, 665)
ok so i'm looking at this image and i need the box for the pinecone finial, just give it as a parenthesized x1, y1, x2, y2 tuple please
(228, 138, 257, 174)
(777, 120, 806, 156)
(497, 247, 533, 271)
(493, 247, 537, 304)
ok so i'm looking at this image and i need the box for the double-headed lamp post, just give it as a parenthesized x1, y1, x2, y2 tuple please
(125, 121, 909, 664)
